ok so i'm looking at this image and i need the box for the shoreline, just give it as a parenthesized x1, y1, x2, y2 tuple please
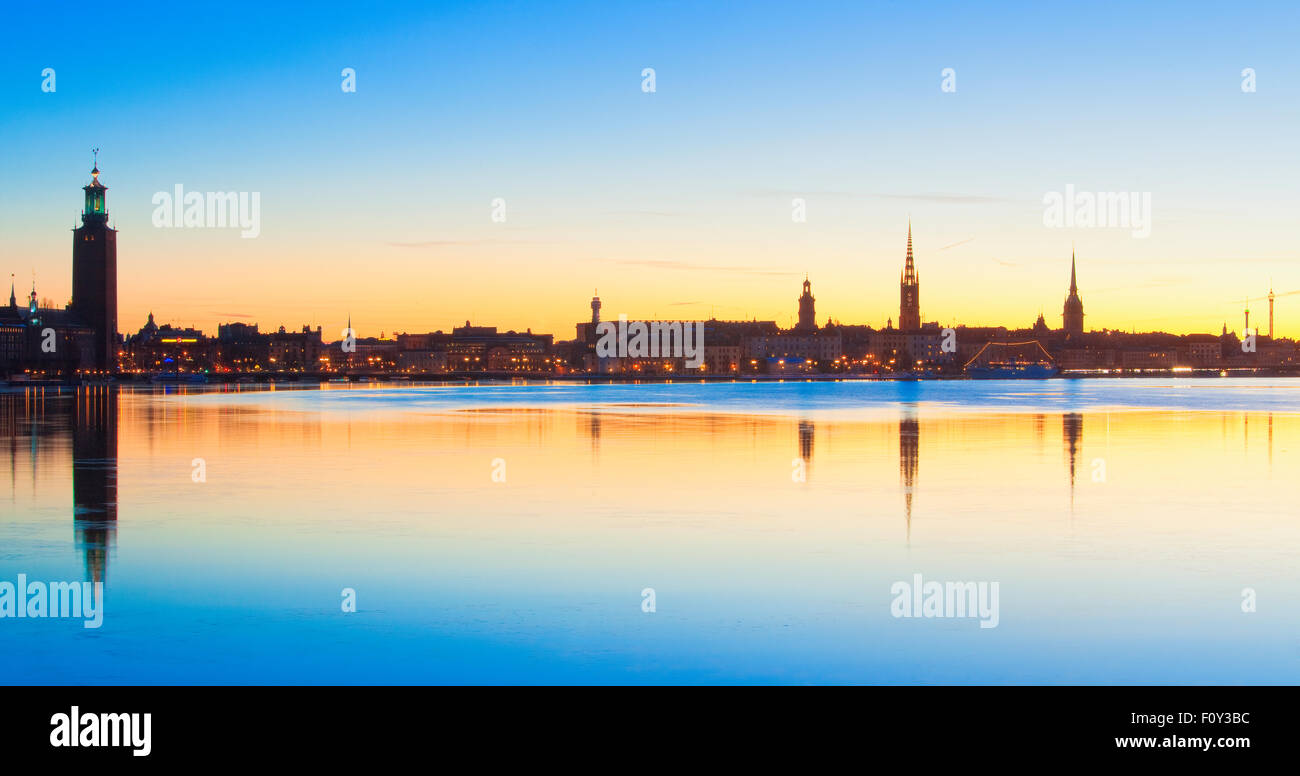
(4, 367, 1300, 389)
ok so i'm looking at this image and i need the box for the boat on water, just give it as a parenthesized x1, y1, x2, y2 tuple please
(964, 340, 1059, 379)
(966, 363, 1058, 379)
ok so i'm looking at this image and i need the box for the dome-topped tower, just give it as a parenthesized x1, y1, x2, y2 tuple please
(796, 276, 816, 332)
(83, 149, 108, 224)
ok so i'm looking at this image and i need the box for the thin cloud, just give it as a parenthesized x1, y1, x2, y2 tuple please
(939, 237, 976, 251)
(1238, 289, 1300, 303)
(386, 239, 544, 248)
(1090, 279, 1188, 294)
(599, 258, 797, 277)
(743, 189, 861, 199)
(740, 189, 1013, 206)
(876, 193, 1014, 204)
(744, 189, 1014, 204)
(1086, 256, 1298, 266)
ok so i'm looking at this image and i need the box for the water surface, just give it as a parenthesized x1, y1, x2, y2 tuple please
(2, 379, 1297, 684)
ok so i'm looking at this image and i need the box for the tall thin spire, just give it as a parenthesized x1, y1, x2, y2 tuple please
(1269, 281, 1275, 339)
(1063, 248, 1084, 336)
(903, 220, 916, 282)
(899, 220, 920, 331)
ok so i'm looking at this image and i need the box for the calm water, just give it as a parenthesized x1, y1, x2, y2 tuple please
(2, 379, 1297, 684)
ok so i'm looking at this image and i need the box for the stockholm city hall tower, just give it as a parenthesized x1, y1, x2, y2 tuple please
(72, 153, 118, 371)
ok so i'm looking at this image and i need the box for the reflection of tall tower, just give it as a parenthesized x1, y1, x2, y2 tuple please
(71, 154, 118, 372)
(899, 222, 920, 331)
(73, 386, 118, 584)
(899, 407, 919, 539)
(798, 419, 814, 464)
(1063, 412, 1082, 504)
(1268, 412, 1273, 467)
(583, 411, 601, 454)
(1062, 250, 1084, 337)
(796, 277, 816, 332)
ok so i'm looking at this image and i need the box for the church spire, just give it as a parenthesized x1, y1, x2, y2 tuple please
(1063, 248, 1085, 336)
(899, 220, 920, 331)
(902, 220, 917, 284)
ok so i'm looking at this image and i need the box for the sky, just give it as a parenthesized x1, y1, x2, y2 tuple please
(1, 0, 1298, 340)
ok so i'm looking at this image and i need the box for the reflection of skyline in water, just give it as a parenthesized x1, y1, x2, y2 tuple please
(1, 385, 1286, 573)
(2, 387, 118, 584)
(899, 407, 918, 541)
(73, 388, 118, 585)
(798, 419, 814, 464)
(1, 383, 1296, 684)
(1063, 412, 1082, 506)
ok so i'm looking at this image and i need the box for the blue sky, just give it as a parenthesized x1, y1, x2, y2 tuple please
(1, 0, 1297, 337)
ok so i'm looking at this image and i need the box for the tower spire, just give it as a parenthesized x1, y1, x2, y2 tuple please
(904, 220, 915, 277)
(72, 156, 119, 372)
(1269, 281, 1275, 339)
(1062, 248, 1084, 336)
(899, 221, 920, 330)
(797, 275, 816, 331)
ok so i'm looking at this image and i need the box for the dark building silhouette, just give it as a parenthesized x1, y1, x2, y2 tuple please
(71, 157, 118, 372)
(899, 222, 920, 331)
(1, 279, 97, 377)
(4, 158, 115, 377)
(796, 277, 816, 332)
(1062, 250, 1084, 337)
